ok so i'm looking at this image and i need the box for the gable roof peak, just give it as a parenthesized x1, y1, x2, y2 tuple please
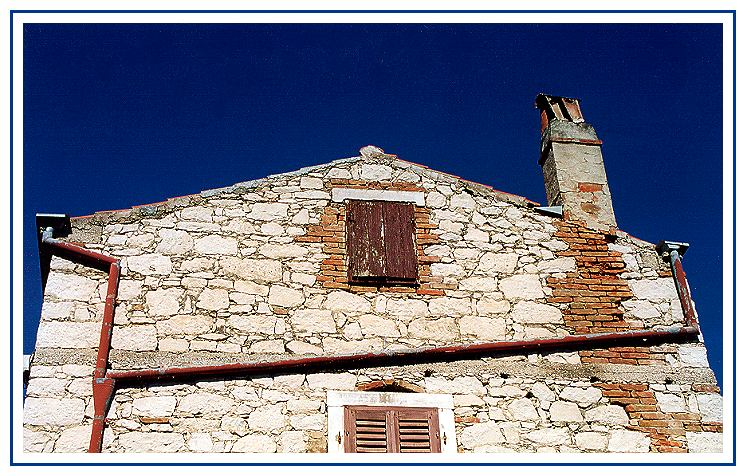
(359, 145, 397, 161)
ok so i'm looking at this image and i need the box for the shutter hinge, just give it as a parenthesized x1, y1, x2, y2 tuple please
(337, 433, 342, 444)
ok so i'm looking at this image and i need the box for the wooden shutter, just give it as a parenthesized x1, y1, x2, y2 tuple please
(346, 200, 417, 285)
(382, 202, 417, 283)
(347, 201, 386, 282)
(344, 406, 441, 453)
(395, 408, 440, 453)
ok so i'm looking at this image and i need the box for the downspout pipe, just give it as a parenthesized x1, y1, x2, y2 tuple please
(38, 223, 120, 453)
(656, 241, 699, 330)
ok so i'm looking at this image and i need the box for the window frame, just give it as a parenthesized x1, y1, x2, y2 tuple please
(343, 405, 442, 453)
(327, 390, 457, 454)
(345, 199, 419, 286)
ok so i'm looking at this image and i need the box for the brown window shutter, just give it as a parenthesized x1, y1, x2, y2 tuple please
(344, 406, 441, 453)
(344, 406, 390, 453)
(381, 202, 418, 283)
(346, 201, 386, 282)
(394, 408, 441, 453)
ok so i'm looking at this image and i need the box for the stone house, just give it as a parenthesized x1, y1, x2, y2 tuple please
(24, 94, 722, 454)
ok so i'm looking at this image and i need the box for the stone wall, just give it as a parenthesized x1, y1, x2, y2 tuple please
(24, 152, 719, 453)
(32, 156, 686, 356)
(24, 358, 722, 453)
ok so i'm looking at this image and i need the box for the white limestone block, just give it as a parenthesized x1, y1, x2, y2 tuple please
(584, 405, 629, 425)
(228, 314, 278, 334)
(196, 288, 230, 311)
(424, 376, 486, 395)
(428, 297, 471, 316)
(111, 325, 158, 351)
(558, 387, 602, 407)
(460, 422, 505, 449)
(510, 301, 563, 324)
(323, 291, 371, 313)
(408, 317, 457, 341)
(628, 278, 678, 301)
(187, 433, 214, 452)
(36, 321, 100, 348)
(145, 288, 182, 316)
(458, 315, 506, 340)
(176, 392, 234, 416)
(249, 203, 289, 221)
(306, 373, 357, 390)
(607, 429, 650, 453)
(526, 428, 570, 446)
(127, 254, 173, 276)
(132, 396, 177, 417)
(259, 243, 308, 258)
(45, 273, 98, 301)
(156, 229, 194, 255)
(195, 235, 238, 255)
(575, 432, 608, 451)
(655, 392, 686, 413)
(268, 285, 305, 308)
(361, 164, 393, 181)
(499, 275, 544, 300)
(477, 252, 519, 275)
(507, 398, 539, 421)
(54, 425, 92, 453)
(550, 401, 583, 422)
(697, 393, 723, 422)
(459, 276, 497, 292)
(231, 434, 277, 453)
(118, 432, 184, 453)
(24, 398, 85, 426)
(686, 432, 723, 453)
(358, 314, 399, 337)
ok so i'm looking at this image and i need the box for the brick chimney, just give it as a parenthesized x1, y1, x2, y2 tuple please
(535, 94, 617, 231)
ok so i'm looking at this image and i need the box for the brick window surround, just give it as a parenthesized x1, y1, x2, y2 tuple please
(296, 180, 444, 295)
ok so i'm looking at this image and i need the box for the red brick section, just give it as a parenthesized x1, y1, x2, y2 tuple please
(594, 382, 722, 453)
(578, 346, 668, 366)
(546, 220, 676, 364)
(547, 220, 637, 334)
(295, 179, 443, 295)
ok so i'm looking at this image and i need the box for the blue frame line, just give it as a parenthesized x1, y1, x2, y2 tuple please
(731, 9, 737, 467)
(8, 9, 736, 467)
(8, 6, 13, 464)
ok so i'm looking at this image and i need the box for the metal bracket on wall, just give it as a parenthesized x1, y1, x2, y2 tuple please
(533, 205, 564, 218)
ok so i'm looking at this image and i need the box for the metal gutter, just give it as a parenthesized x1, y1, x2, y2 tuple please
(38, 223, 121, 453)
(108, 326, 700, 383)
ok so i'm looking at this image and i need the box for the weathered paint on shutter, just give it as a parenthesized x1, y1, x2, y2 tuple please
(344, 406, 390, 453)
(346, 201, 386, 282)
(382, 201, 418, 283)
(344, 406, 441, 453)
(394, 408, 441, 453)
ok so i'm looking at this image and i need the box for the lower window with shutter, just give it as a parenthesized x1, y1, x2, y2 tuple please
(343, 406, 441, 453)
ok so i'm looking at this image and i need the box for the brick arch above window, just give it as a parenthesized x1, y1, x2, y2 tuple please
(356, 379, 426, 393)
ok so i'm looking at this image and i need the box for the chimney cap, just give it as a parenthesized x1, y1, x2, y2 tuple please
(535, 93, 585, 123)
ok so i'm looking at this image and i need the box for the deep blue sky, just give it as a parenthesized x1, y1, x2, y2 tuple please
(22, 23, 724, 386)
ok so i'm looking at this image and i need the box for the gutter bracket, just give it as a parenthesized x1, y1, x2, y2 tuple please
(534, 205, 564, 218)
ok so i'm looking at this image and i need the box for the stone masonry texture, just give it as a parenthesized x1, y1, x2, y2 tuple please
(24, 150, 720, 454)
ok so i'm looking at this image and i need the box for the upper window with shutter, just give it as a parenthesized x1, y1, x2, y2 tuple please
(346, 200, 418, 285)
(343, 405, 441, 453)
